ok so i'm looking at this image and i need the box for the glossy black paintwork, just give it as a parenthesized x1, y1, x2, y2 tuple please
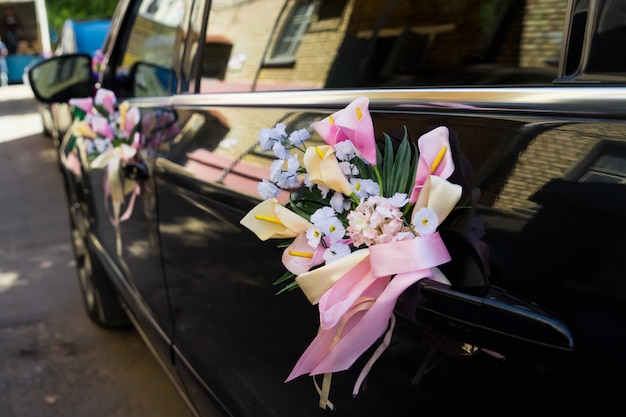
(37, 0, 626, 415)
(127, 99, 626, 415)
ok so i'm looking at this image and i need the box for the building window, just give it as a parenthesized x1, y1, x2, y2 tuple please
(267, 1, 316, 65)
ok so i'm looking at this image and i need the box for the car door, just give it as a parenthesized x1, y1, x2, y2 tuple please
(127, 0, 625, 415)
(83, 0, 195, 380)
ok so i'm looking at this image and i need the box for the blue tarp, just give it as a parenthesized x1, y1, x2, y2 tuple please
(71, 20, 110, 55)
(6, 54, 43, 84)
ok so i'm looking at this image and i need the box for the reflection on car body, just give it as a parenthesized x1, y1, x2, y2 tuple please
(27, 0, 626, 416)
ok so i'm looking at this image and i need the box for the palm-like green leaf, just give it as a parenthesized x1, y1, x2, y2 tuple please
(274, 271, 300, 294)
(378, 127, 418, 197)
(275, 281, 300, 295)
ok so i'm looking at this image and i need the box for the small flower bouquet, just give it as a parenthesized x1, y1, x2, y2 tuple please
(240, 96, 485, 409)
(92, 49, 106, 75)
(68, 88, 177, 255)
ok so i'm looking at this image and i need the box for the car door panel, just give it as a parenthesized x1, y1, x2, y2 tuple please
(143, 89, 626, 415)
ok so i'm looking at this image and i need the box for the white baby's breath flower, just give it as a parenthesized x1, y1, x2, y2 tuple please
(275, 171, 299, 189)
(259, 122, 288, 151)
(388, 192, 409, 208)
(317, 184, 330, 198)
(339, 161, 359, 176)
(310, 206, 337, 226)
(325, 217, 346, 243)
(329, 192, 351, 214)
(306, 226, 322, 248)
(413, 207, 438, 236)
(86, 140, 96, 154)
(269, 154, 301, 189)
(351, 178, 380, 199)
(288, 128, 311, 146)
(272, 141, 290, 159)
(258, 127, 277, 150)
(286, 153, 300, 175)
(334, 140, 357, 161)
(270, 159, 283, 180)
(94, 138, 110, 153)
(323, 241, 351, 264)
(258, 179, 281, 200)
(303, 173, 313, 190)
(272, 122, 287, 138)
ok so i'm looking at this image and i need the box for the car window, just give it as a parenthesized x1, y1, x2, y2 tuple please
(115, 0, 192, 97)
(196, 0, 566, 93)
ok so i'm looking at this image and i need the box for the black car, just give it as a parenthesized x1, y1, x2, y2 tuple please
(27, 0, 626, 416)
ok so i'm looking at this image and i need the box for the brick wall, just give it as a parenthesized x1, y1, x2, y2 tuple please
(519, 0, 568, 68)
(207, 0, 571, 89)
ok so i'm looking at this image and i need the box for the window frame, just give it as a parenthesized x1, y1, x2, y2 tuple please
(264, 0, 317, 66)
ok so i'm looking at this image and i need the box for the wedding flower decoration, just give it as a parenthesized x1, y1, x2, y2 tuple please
(92, 49, 106, 75)
(240, 96, 485, 410)
(69, 88, 146, 255)
(68, 88, 176, 256)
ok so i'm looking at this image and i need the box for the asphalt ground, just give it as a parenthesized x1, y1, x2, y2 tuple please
(0, 84, 194, 417)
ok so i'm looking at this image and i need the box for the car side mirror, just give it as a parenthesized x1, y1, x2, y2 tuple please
(27, 53, 94, 103)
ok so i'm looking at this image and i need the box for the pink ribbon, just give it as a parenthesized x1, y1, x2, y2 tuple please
(286, 233, 452, 395)
(102, 168, 141, 256)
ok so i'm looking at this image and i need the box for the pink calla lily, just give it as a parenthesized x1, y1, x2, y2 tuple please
(91, 114, 114, 139)
(69, 97, 94, 114)
(310, 96, 377, 165)
(131, 132, 144, 150)
(94, 88, 117, 115)
(409, 126, 456, 203)
(124, 106, 141, 137)
(282, 231, 325, 275)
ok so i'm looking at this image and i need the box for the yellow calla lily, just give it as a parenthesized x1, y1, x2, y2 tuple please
(296, 249, 370, 305)
(240, 198, 312, 240)
(303, 145, 353, 196)
(412, 175, 462, 227)
(118, 101, 129, 132)
(73, 120, 97, 139)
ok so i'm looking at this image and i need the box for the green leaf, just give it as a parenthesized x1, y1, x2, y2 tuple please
(67, 135, 78, 152)
(72, 107, 87, 120)
(393, 129, 419, 195)
(377, 126, 418, 197)
(275, 280, 300, 295)
(353, 157, 375, 181)
(382, 133, 394, 196)
(273, 270, 295, 286)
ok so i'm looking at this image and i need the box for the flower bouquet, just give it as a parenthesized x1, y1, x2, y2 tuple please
(68, 88, 179, 255)
(240, 96, 486, 409)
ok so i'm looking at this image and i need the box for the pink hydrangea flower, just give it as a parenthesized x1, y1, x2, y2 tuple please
(347, 195, 405, 247)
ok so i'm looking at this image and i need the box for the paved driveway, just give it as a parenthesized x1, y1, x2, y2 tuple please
(0, 85, 193, 417)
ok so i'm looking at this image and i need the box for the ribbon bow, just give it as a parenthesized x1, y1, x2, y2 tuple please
(91, 144, 141, 256)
